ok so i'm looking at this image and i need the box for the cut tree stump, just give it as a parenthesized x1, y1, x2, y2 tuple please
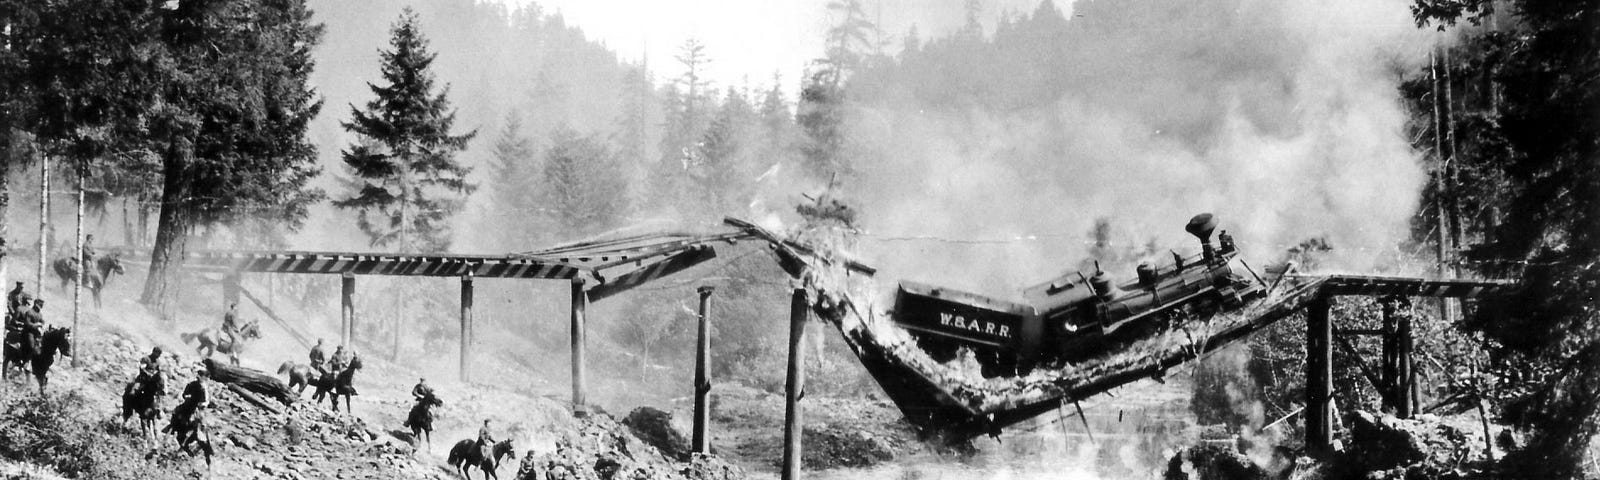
(204, 358, 297, 406)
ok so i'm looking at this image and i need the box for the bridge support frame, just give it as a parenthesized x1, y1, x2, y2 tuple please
(460, 272, 474, 383)
(693, 285, 715, 454)
(571, 277, 588, 413)
(1306, 295, 1333, 456)
(341, 274, 355, 348)
(782, 288, 807, 480)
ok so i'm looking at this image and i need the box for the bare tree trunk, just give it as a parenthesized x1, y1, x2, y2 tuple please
(0, 137, 11, 298)
(37, 155, 48, 293)
(71, 163, 83, 367)
(140, 140, 193, 315)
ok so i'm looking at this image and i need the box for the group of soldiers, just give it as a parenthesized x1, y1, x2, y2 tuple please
(6, 281, 48, 357)
(132, 345, 211, 435)
(3, 233, 98, 357)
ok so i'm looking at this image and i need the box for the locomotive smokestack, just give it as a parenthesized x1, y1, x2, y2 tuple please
(1186, 213, 1218, 262)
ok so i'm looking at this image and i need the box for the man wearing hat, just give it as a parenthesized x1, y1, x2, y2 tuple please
(220, 302, 240, 348)
(7, 281, 25, 318)
(17, 299, 44, 356)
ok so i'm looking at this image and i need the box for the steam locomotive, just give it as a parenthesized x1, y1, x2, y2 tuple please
(891, 213, 1265, 377)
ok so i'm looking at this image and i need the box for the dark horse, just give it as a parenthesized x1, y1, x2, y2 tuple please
(179, 320, 259, 365)
(447, 438, 515, 480)
(52, 255, 125, 307)
(2, 326, 71, 394)
(276, 361, 314, 394)
(311, 355, 362, 412)
(166, 402, 213, 466)
(121, 375, 165, 440)
(403, 392, 443, 448)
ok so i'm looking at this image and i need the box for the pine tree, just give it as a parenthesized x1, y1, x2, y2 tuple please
(487, 112, 539, 248)
(336, 8, 477, 254)
(542, 126, 628, 238)
(334, 9, 478, 360)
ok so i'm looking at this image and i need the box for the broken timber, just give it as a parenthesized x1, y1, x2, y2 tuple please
(203, 359, 297, 406)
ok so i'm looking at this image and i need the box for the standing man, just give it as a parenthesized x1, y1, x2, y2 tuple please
(309, 338, 328, 374)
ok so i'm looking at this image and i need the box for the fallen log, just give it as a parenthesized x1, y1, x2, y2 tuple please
(226, 383, 283, 414)
(203, 358, 297, 406)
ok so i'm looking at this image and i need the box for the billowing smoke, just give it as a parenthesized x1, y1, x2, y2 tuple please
(841, 0, 1434, 297)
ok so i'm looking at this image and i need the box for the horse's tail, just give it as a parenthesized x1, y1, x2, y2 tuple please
(277, 361, 293, 375)
(180, 331, 200, 345)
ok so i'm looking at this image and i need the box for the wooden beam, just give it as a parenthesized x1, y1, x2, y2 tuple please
(782, 288, 807, 480)
(587, 246, 717, 302)
(693, 285, 715, 454)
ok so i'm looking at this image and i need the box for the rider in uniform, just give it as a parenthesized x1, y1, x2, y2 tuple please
(7, 281, 25, 318)
(167, 368, 210, 434)
(411, 377, 434, 401)
(80, 234, 97, 269)
(477, 419, 496, 460)
(220, 303, 240, 348)
(132, 347, 167, 410)
(309, 338, 328, 375)
(328, 345, 349, 373)
(18, 299, 45, 355)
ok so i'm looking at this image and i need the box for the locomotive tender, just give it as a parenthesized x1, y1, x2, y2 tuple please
(892, 213, 1265, 376)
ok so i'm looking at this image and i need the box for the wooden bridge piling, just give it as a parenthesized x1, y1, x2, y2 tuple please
(693, 285, 715, 454)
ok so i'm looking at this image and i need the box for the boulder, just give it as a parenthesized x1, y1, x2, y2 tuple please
(1343, 411, 1480, 473)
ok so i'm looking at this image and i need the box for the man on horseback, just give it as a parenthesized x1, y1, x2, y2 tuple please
(220, 303, 240, 349)
(309, 338, 328, 375)
(136, 347, 167, 395)
(167, 368, 210, 436)
(329, 345, 349, 373)
(7, 281, 25, 318)
(477, 419, 496, 462)
(412, 377, 434, 402)
(80, 234, 97, 270)
(14, 299, 45, 357)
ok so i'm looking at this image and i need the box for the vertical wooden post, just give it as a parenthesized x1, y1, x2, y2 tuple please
(782, 288, 807, 480)
(460, 272, 473, 383)
(1380, 298, 1399, 413)
(693, 285, 715, 454)
(570, 277, 588, 413)
(340, 273, 355, 348)
(1397, 301, 1415, 419)
(70, 164, 83, 367)
(36, 156, 48, 293)
(1306, 296, 1333, 456)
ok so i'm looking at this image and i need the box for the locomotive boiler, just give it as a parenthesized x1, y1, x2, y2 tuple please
(891, 213, 1265, 377)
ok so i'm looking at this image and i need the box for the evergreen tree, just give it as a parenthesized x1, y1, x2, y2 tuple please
(542, 126, 628, 238)
(1411, 1, 1600, 475)
(487, 112, 539, 248)
(45, 0, 331, 308)
(335, 8, 477, 254)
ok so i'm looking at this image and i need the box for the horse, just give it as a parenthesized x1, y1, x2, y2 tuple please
(121, 376, 164, 440)
(51, 255, 125, 307)
(447, 438, 515, 480)
(2, 326, 71, 394)
(403, 392, 443, 449)
(180, 320, 259, 365)
(166, 401, 213, 466)
(311, 355, 362, 412)
(276, 361, 314, 394)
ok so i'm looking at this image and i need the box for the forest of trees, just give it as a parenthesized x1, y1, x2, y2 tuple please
(0, 0, 1594, 475)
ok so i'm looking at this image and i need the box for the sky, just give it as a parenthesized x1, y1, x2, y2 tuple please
(496, 0, 1068, 88)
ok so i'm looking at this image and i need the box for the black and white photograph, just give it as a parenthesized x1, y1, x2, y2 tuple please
(0, 0, 1594, 478)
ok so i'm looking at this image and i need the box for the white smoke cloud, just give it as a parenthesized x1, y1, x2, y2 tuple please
(844, 0, 1434, 297)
